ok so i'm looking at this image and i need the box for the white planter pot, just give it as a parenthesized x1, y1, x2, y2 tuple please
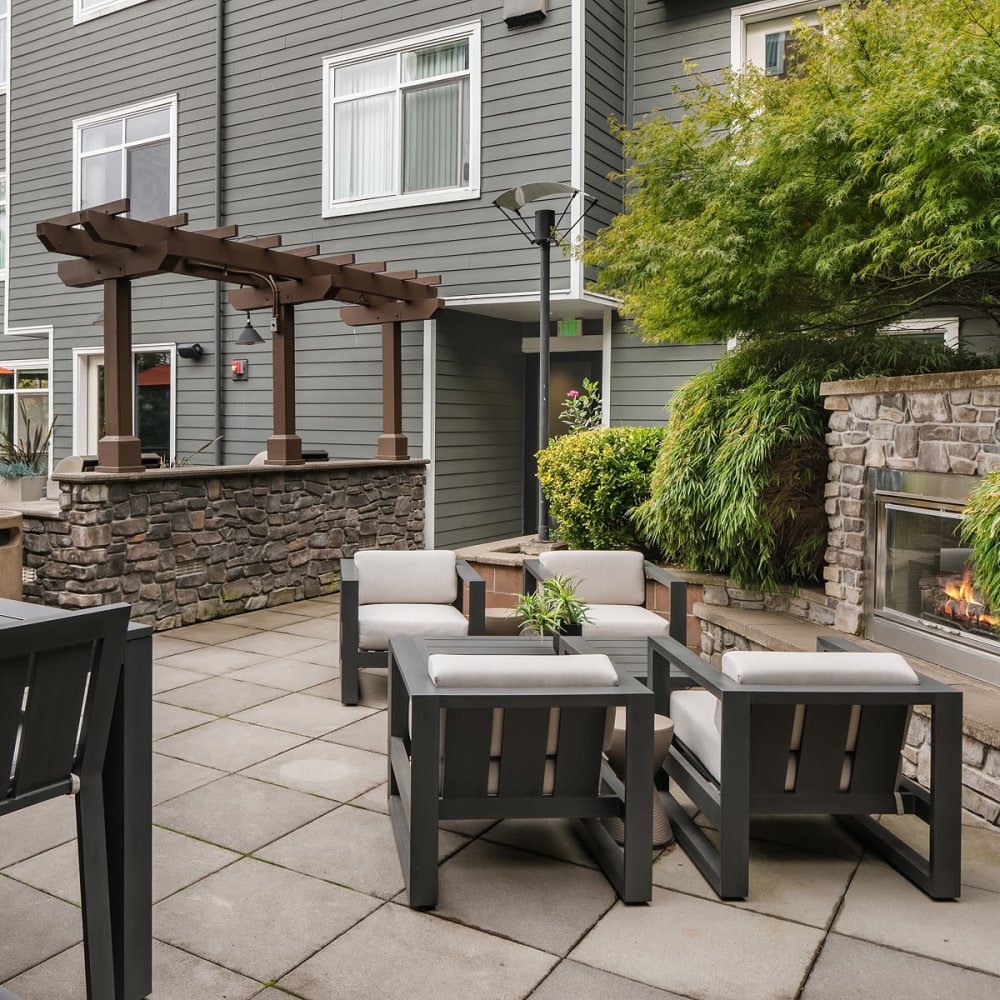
(0, 476, 47, 503)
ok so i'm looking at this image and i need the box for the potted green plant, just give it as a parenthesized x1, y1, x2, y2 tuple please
(514, 574, 591, 649)
(0, 405, 57, 503)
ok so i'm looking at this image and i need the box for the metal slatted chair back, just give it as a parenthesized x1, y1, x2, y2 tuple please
(1, 604, 130, 816)
(650, 633, 963, 901)
(439, 704, 610, 802)
(747, 702, 911, 807)
(0, 602, 132, 1000)
(389, 639, 655, 908)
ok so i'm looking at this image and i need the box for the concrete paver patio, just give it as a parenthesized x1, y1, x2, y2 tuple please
(2, 593, 999, 999)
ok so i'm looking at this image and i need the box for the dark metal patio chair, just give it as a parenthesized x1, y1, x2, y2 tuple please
(523, 550, 688, 642)
(339, 549, 485, 705)
(648, 632, 963, 900)
(388, 635, 655, 908)
(0, 603, 132, 999)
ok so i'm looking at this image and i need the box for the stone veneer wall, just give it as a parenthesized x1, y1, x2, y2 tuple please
(820, 369, 1000, 635)
(20, 460, 426, 630)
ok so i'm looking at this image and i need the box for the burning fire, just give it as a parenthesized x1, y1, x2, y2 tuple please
(939, 570, 1000, 628)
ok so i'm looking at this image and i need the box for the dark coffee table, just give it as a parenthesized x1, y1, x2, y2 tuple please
(558, 635, 696, 714)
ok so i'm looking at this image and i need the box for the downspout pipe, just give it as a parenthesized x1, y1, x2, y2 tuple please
(213, 0, 225, 463)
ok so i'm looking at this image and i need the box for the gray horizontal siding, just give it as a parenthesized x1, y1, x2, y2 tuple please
(221, 0, 577, 300)
(632, 1, 731, 122)
(433, 309, 525, 548)
(585, 0, 625, 243)
(609, 327, 723, 426)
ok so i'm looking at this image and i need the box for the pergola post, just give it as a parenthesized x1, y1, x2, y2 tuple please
(96, 277, 145, 473)
(376, 320, 408, 460)
(265, 301, 304, 465)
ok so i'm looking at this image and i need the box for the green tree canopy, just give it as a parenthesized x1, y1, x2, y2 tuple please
(584, 0, 1000, 344)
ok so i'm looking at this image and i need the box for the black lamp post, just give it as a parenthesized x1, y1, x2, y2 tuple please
(493, 182, 596, 541)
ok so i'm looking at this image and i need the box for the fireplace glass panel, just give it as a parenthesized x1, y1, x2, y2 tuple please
(881, 502, 999, 640)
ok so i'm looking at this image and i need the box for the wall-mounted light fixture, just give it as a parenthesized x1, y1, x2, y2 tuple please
(503, 0, 547, 29)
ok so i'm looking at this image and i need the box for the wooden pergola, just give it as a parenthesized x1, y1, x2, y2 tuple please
(36, 201, 442, 472)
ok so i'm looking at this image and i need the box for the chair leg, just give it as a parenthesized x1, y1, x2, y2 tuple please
(75, 785, 117, 1000)
(340, 660, 360, 706)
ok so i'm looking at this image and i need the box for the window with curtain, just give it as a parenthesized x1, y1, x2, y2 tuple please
(735, 2, 831, 75)
(74, 98, 176, 220)
(324, 23, 480, 216)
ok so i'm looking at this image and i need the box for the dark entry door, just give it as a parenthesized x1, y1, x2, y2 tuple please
(523, 351, 602, 534)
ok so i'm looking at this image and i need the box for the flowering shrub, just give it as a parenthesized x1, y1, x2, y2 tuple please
(536, 425, 667, 551)
(559, 377, 603, 433)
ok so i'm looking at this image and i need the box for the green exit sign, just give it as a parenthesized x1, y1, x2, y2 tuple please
(557, 318, 582, 337)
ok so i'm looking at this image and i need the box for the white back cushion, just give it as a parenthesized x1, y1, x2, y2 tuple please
(537, 550, 646, 606)
(721, 651, 919, 686)
(428, 653, 618, 688)
(355, 549, 458, 605)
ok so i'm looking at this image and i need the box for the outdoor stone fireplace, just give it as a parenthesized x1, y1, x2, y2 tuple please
(822, 369, 1000, 686)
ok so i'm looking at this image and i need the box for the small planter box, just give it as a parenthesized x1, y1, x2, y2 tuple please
(0, 476, 47, 503)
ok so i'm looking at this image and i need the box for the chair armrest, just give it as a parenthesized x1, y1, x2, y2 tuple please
(521, 557, 552, 594)
(340, 558, 360, 651)
(642, 562, 685, 588)
(456, 560, 487, 634)
(643, 562, 688, 645)
(816, 634, 868, 653)
(648, 633, 736, 713)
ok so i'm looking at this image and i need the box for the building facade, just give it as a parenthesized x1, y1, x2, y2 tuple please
(1, 1, 984, 548)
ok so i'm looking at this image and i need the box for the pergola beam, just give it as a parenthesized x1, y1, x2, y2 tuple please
(36, 200, 442, 470)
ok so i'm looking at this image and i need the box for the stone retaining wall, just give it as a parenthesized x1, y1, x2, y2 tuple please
(820, 369, 1000, 635)
(21, 460, 426, 630)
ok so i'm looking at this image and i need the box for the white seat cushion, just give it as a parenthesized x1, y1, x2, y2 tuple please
(721, 651, 919, 686)
(670, 690, 722, 783)
(537, 550, 646, 606)
(427, 653, 618, 688)
(581, 605, 670, 638)
(359, 604, 469, 650)
(355, 549, 458, 605)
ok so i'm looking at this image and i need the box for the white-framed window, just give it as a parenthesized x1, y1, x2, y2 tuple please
(882, 317, 960, 350)
(73, 345, 177, 462)
(74, 0, 151, 25)
(322, 21, 482, 217)
(731, 1, 833, 75)
(73, 96, 177, 220)
(0, 360, 52, 468)
(0, 0, 9, 89)
(0, 173, 7, 277)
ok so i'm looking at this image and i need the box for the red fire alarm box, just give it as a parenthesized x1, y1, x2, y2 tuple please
(231, 359, 248, 381)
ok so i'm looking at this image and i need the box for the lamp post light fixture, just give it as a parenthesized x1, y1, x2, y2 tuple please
(493, 182, 597, 542)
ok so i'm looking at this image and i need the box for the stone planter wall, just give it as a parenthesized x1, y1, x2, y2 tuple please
(820, 369, 1000, 635)
(20, 460, 426, 629)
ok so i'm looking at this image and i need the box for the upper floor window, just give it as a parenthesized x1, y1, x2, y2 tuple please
(732, 1, 831, 76)
(322, 22, 481, 217)
(75, 0, 151, 25)
(73, 96, 177, 220)
(0, 0, 9, 88)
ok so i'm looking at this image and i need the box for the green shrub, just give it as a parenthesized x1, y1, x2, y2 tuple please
(537, 426, 667, 551)
(636, 333, 990, 589)
(961, 471, 1000, 613)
